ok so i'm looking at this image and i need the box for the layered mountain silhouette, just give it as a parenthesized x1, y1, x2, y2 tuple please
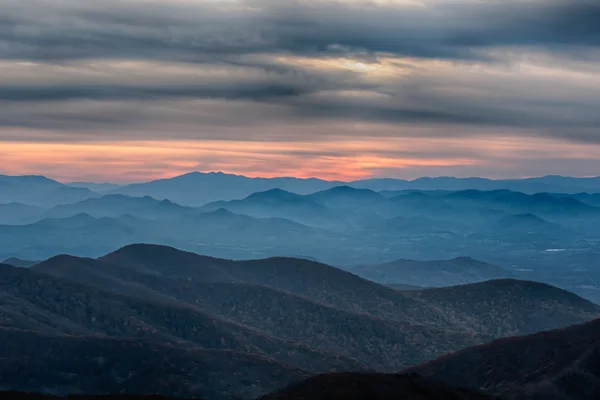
(200, 189, 333, 229)
(4, 176, 600, 304)
(0, 210, 323, 261)
(45, 195, 193, 221)
(110, 172, 339, 206)
(0, 174, 97, 207)
(355, 257, 507, 287)
(2, 257, 38, 268)
(0, 202, 45, 224)
(103, 172, 600, 206)
(4, 172, 600, 208)
(445, 190, 599, 216)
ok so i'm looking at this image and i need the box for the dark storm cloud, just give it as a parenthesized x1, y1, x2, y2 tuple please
(0, 83, 311, 102)
(0, 0, 599, 144)
(1, 0, 598, 63)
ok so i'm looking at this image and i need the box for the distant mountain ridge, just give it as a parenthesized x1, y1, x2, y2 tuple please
(4, 171, 600, 207)
(103, 172, 600, 206)
(2, 257, 38, 268)
(0, 174, 98, 207)
(355, 257, 507, 287)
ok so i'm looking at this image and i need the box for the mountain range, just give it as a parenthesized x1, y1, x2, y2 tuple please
(109, 173, 600, 206)
(4, 172, 600, 208)
(3, 176, 600, 304)
(1, 244, 599, 399)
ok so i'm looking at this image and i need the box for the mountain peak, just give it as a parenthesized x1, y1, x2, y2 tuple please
(245, 188, 302, 201)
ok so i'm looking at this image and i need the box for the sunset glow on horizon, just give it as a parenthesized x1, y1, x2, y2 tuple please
(3, 133, 600, 183)
(1, 0, 599, 182)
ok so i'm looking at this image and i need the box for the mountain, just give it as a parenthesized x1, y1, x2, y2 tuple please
(199, 189, 333, 228)
(0, 262, 362, 373)
(32, 252, 479, 371)
(405, 279, 600, 337)
(0, 210, 324, 262)
(110, 172, 600, 208)
(33, 245, 600, 359)
(407, 318, 600, 400)
(68, 182, 124, 192)
(495, 213, 556, 230)
(46, 195, 193, 221)
(307, 186, 386, 207)
(0, 202, 45, 224)
(562, 192, 600, 207)
(0, 213, 141, 260)
(362, 214, 468, 235)
(354, 257, 507, 287)
(355, 175, 600, 194)
(445, 190, 599, 216)
(200, 186, 396, 230)
(0, 328, 304, 400)
(7, 172, 600, 209)
(259, 372, 493, 400)
(2, 257, 38, 268)
(95, 245, 464, 327)
(111, 172, 340, 206)
(490, 213, 570, 242)
(0, 174, 98, 207)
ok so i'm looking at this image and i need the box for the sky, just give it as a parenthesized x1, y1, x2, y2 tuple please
(1, 0, 599, 183)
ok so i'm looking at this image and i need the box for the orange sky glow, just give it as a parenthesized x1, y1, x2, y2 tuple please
(2, 136, 599, 183)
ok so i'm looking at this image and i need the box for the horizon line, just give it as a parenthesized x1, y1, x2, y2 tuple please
(3, 170, 600, 186)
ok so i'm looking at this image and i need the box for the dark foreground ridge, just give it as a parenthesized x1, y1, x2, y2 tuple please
(0, 373, 493, 400)
(2, 244, 600, 399)
(0, 395, 182, 400)
(408, 318, 600, 399)
(258, 372, 493, 399)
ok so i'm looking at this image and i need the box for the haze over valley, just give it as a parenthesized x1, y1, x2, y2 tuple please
(3, 172, 600, 305)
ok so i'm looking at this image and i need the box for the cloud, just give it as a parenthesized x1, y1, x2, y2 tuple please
(1, 52, 598, 142)
(2, 0, 599, 62)
(0, 0, 599, 180)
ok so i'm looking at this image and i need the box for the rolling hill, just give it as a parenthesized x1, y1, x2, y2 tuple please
(407, 318, 600, 400)
(406, 279, 600, 337)
(2, 244, 600, 398)
(29, 245, 600, 367)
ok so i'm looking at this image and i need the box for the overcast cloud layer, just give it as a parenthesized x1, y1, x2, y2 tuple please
(1, 0, 599, 181)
